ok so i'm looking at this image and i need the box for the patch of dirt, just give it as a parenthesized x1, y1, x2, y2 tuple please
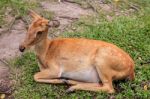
(40, 1, 93, 18)
(0, 65, 12, 94)
(40, 1, 94, 35)
(0, 20, 26, 60)
(0, 19, 26, 96)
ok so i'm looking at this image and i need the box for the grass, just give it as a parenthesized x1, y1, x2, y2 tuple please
(10, 0, 150, 98)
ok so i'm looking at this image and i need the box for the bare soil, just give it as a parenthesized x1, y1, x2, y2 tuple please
(40, 1, 94, 36)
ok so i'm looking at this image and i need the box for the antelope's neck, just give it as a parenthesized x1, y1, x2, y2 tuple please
(35, 39, 48, 55)
(34, 30, 49, 56)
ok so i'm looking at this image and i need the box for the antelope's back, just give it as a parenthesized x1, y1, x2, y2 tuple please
(45, 38, 134, 69)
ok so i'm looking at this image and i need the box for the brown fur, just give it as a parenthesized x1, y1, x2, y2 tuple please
(19, 10, 135, 93)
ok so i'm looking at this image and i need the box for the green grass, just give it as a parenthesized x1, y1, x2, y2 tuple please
(11, 0, 150, 98)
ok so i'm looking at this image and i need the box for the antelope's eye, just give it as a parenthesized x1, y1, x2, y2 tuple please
(37, 31, 42, 35)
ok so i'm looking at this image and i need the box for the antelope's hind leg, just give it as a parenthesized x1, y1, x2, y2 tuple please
(66, 79, 114, 93)
(66, 66, 115, 93)
(62, 79, 90, 85)
(95, 64, 115, 93)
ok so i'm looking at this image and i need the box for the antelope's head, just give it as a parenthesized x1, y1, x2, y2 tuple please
(19, 10, 60, 52)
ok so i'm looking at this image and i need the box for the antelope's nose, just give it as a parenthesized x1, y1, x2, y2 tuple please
(19, 45, 25, 52)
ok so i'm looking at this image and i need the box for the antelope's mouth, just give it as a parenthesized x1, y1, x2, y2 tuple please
(19, 45, 26, 52)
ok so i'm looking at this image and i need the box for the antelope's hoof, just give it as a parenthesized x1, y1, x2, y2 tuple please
(108, 89, 115, 93)
(66, 88, 74, 94)
(62, 79, 69, 85)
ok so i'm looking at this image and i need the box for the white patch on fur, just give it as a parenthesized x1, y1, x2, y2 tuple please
(61, 67, 100, 83)
(58, 67, 63, 77)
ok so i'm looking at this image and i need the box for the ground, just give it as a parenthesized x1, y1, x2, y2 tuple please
(0, 0, 150, 98)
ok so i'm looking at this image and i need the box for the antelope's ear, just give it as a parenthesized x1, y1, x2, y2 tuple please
(48, 20, 60, 28)
(28, 10, 41, 19)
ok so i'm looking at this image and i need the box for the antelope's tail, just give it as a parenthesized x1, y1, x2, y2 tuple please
(129, 63, 135, 81)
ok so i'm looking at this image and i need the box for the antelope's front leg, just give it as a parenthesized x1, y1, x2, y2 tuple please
(34, 69, 64, 84)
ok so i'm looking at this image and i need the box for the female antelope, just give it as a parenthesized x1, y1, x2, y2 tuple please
(19, 10, 135, 93)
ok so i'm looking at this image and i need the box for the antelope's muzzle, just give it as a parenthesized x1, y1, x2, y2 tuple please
(19, 45, 25, 52)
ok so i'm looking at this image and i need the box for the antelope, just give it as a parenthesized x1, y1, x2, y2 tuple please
(19, 10, 135, 93)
